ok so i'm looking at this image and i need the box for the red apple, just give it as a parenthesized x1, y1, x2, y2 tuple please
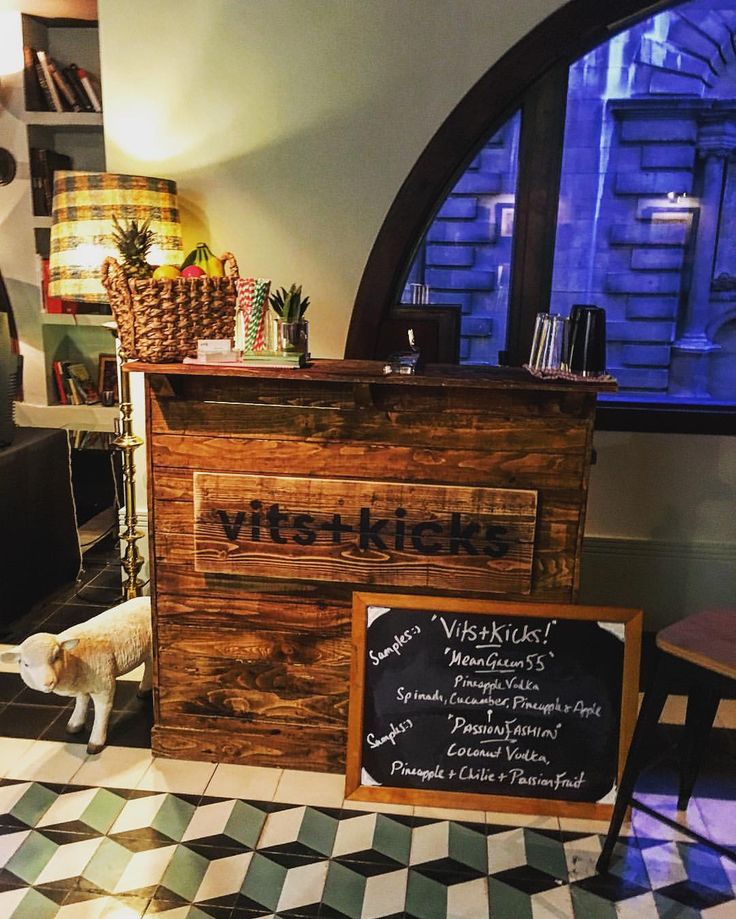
(181, 264, 205, 278)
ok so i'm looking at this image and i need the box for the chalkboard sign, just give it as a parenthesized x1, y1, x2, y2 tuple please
(346, 593, 641, 818)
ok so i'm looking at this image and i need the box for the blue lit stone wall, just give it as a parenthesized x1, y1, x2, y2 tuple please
(402, 115, 519, 364)
(405, 0, 736, 401)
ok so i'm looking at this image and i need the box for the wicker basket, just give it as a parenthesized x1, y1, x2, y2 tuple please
(101, 253, 239, 362)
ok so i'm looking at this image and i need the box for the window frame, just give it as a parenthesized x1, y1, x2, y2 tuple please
(345, 0, 734, 435)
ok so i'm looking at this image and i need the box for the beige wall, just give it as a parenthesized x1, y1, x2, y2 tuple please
(98, 0, 564, 358)
(97, 0, 735, 618)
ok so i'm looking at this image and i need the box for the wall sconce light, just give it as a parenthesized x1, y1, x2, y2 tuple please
(47, 171, 183, 598)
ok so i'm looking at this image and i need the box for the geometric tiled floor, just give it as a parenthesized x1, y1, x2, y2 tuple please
(0, 776, 734, 917)
(0, 539, 733, 917)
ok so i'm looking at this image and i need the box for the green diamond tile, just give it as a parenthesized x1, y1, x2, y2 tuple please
(152, 795, 197, 842)
(448, 822, 487, 874)
(224, 800, 267, 849)
(4, 831, 57, 884)
(374, 814, 412, 865)
(241, 853, 286, 911)
(524, 829, 567, 881)
(80, 837, 132, 893)
(405, 870, 447, 919)
(569, 885, 618, 919)
(10, 785, 56, 829)
(298, 807, 338, 856)
(160, 844, 210, 901)
(8, 887, 59, 919)
(322, 861, 366, 919)
(487, 876, 534, 919)
(79, 788, 127, 833)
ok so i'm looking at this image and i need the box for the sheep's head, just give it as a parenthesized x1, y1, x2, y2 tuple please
(0, 634, 79, 693)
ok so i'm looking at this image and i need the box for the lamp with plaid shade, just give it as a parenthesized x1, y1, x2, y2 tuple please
(48, 171, 183, 600)
(48, 171, 182, 304)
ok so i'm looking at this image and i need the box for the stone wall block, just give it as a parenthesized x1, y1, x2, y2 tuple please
(429, 291, 473, 314)
(626, 296, 679, 320)
(437, 198, 477, 220)
(607, 319, 676, 343)
(609, 222, 688, 246)
(479, 148, 512, 174)
(668, 18, 727, 68)
(630, 249, 685, 271)
(452, 172, 502, 195)
(425, 268, 495, 290)
(612, 367, 670, 389)
(619, 119, 697, 143)
(426, 219, 492, 244)
(615, 170, 693, 195)
(641, 144, 695, 169)
(461, 316, 494, 337)
(622, 343, 672, 366)
(471, 292, 498, 314)
(638, 37, 716, 83)
(425, 245, 476, 268)
(606, 271, 682, 295)
(649, 71, 709, 97)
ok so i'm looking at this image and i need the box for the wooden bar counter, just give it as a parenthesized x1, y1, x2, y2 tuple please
(136, 359, 612, 771)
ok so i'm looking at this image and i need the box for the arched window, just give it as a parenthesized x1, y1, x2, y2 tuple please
(347, 0, 736, 434)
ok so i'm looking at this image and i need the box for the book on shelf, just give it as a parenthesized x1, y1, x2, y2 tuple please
(77, 67, 102, 113)
(183, 351, 308, 369)
(240, 351, 307, 368)
(65, 361, 100, 405)
(52, 359, 70, 404)
(47, 57, 81, 111)
(35, 50, 63, 112)
(30, 148, 72, 215)
(22, 47, 44, 111)
(62, 64, 96, 112)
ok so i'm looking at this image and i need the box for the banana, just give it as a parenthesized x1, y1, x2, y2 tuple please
(181, 242, 224, 277)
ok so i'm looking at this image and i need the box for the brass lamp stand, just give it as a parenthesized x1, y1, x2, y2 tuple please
(113, 362, 145, 599)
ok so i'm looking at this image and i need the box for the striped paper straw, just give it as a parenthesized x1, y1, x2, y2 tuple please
(235, 277, 271, 352)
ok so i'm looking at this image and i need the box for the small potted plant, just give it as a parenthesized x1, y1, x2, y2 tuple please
(269, 284, 310, 354)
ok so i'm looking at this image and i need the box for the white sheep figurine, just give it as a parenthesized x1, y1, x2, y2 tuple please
(1, 596, 153, 754)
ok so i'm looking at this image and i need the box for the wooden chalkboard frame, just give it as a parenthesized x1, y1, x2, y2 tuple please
(346, 592, 642, 819)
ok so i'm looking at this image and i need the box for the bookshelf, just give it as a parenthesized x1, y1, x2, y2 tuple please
(4, 12, 111, 431)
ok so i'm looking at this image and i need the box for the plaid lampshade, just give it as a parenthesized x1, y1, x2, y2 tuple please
(48, 171, 183, 302)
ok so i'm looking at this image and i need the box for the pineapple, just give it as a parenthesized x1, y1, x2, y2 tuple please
(112, 216, 155, 279)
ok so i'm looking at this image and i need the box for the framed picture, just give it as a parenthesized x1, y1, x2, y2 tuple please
(97, 354, 118, 404)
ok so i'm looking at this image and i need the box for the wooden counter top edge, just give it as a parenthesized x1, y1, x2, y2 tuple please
(123, 358, 617, 393)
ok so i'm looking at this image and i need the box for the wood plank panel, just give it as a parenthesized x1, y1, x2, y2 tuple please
(157, 623, 349, 727)
(192, 472, 537, 595)
(152, 722, 347, 772)
(149, 399, 590, 453)
(150, 436, 586, 490)
(155, 593, 350, 633)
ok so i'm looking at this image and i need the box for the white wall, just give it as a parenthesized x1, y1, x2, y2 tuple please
(97, 0, 735, 624)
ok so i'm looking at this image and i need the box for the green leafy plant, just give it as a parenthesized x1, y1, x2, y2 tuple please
(269, 284, 310, 323)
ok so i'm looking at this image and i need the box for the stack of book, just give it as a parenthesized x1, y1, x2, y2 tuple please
(23, 46, 102, 113)
(52, 360, 100, 406)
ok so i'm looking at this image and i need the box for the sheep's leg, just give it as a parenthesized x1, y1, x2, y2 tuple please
(87, 689, 115, 754)
(137, 652, 153, 699)
(66, 694, 90, 734)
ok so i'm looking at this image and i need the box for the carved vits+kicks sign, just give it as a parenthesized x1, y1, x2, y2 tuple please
(193, 472, 537, 595)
